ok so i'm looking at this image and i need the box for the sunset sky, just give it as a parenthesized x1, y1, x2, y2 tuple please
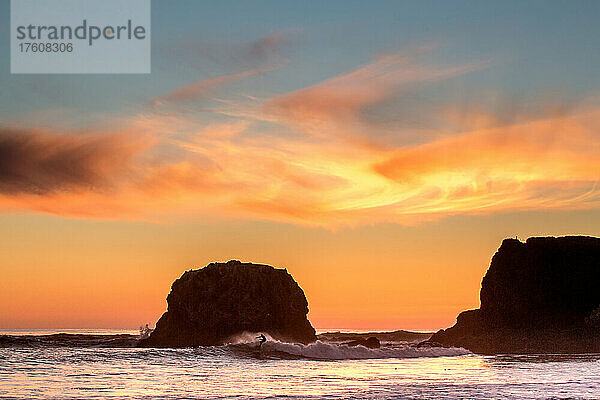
(1, 0, 599, 331)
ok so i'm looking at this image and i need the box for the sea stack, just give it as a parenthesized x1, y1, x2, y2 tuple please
(139, 260, 317, 347)
(430, 236, 600, 354)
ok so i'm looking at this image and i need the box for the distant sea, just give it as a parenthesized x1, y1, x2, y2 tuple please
(1, 329, 599, 399)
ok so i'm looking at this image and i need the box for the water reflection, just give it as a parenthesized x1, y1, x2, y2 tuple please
(1, 348, 600, 399)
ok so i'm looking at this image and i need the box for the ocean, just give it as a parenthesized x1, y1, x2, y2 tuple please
(1, 330, 599, 399)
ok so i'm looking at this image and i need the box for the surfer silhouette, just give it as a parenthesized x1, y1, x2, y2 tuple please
(256, 333, 267, 348)
(139, 323, 151, 339)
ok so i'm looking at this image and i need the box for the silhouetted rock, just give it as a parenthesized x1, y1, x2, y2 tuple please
(344, 336, 381, 348)
(429, 236, 600, 354)
(139, 260, 317, 347)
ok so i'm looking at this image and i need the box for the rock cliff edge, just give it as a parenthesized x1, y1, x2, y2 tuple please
(139, 260, 317, 347)
(429, 236, 600, 354)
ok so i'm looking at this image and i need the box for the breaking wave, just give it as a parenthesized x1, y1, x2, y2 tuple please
(225, 333, 469, 360)
(1, 331, 469, 361)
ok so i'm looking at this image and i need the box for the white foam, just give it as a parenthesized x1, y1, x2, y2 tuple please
(267, 340, 469, 360)
(226, 331, 276, 344)
(225, 332, 469, 360)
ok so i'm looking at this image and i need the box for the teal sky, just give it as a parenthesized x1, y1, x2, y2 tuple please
(1, 0, 599, 125)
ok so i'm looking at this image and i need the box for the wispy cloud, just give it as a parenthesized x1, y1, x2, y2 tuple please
(3, 46, 600, 227)
(246, 33, 288, 65)
(150, 32, 290, 107)
(371, 109, 600, 217)
(150, 64, 282, 107)
(261, 48, 488, 146)
(194, 31, 291, 69)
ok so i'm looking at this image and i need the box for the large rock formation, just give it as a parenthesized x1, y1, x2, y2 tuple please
(139, 260, 317, 347)
(430, 236, 600, 354)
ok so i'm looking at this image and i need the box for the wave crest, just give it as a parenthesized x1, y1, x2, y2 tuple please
(226, 334, 469, 360)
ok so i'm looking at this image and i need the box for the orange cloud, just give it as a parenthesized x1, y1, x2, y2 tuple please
(2, 48, 600, 227)
(370, 109, 600, 216)
(261, 49, 487, 146)
(151, 63, 283, 107)
(2, 107, 600, 227)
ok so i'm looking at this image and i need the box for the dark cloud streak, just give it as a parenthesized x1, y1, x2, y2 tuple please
(0, 128, 147, 195)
